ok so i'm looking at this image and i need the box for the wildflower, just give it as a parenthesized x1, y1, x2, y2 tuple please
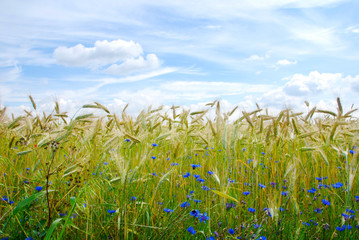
(322, 199, 331, 206)
(152, 143, 158, 147)
(191, 164, 201, 169)
(248, 207, 256, 213)
(197, 178, 205, 183)
(202, 186, 210, 191)
(124, 139, 131, 142)
(107, 209, 116, 214)
(228, 178, 235, 183)
(355, 196, 359, 202)
(207, 237, 215, 240)
(59, 212, 68, 217)
(253, 224, 262, 228)
(281, 191, 288, 196)
(2, 196, 9, 202)
(164, 208, 173, 213)
(194, 199, 201, 203)
(228, 228, 235, 234)
(35, 186, 43, 191)
(24, 180, 29, 184)
(208, 171, 214, 175)
(259, 183, 266, 189)
(183, 172, 190, 178)
(257, 237, 267, 240)
(303, 222, 310, 226)
(349, 150, 354, 154)
(130, 196, 136, 201)
(151, 156, 156, 160)
(307, 188, 317, 194)
(314, 208, 322, 213)
(152, 172, 157, 177)
(243, 191, 250, 196)
(332, 182, 343, 188)
(187, 226, 196, 235)
(104, 162, 109, 165)
(226, 202, 236, 210)
(181, 201, 190, 208)
(199, 213, 209, 223)
(190, 209, 200, 217)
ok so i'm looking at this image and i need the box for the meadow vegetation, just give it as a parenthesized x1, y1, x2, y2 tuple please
(0, 97, 358, 240)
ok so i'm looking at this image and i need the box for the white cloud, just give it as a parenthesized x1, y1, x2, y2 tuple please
(276, 59, 297, 65)
(283, 71, 342, 96)
(104, 54, 160, 75)
(246, 55, 265, 61)
(54, 39, 143, 68)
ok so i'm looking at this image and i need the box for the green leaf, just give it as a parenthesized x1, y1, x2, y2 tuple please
(44, 218, 63, 240)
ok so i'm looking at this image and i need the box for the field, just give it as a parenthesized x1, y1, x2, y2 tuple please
(0, 97, 358, 240)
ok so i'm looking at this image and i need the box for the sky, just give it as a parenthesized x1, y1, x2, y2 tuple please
(1, 0, 359, 117)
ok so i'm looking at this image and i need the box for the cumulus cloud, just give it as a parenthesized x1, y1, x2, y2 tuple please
(276, 59, 297, 65)
(104, 54, 160, 75)
(53, 39, 163, 75)
(283, 71, 342, 96)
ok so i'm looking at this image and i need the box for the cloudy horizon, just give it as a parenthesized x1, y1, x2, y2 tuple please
(1, 0, 359, 117)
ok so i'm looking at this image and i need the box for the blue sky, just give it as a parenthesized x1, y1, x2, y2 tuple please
(1, 0, 359, 116)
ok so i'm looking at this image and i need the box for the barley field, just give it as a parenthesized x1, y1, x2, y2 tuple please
(0, 97, 358, 240)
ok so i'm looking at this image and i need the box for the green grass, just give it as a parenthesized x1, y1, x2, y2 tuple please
(0, 97, 358, 240)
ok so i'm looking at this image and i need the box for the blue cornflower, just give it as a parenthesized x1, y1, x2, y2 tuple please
(314, 208, 322, 213)
(35, 186, 43, 191)
(208, 171, 213, 175)
(194, 199, 201, 203)
(181, 201, 190, 208)
(281, 191, 288, 196)
(248, 207, 256, 213)
(207, 237, 215, 240)
(349, 150, 354, 154)
(199, 212, 209, 223)
(308, 188, 317, 194)
(243, 191, 250, 196)
(107, 209, 116, 214)
(332, 182, 343, 188)
(183, 172, 190, 178)
(202, 186, 210, 191)
(125, 139, 131, 142)
(322, 199, 331, 206)
(2, 196, 8, 202)
(190, 209, 200, 217)
(24, 180, 29, 184)
(152, 143, 158, 147)
(151, 156, 156, 160)
(130, 196, 136, 201)
(355, 196, 359, 202)
(193, 174, 200, 179)
(228, 228, 235, 234)
(187, 226, 196, 235)
(253, 224, 262, 228)
(164, 208, 173, 213)
(191, 164, 201, 169)
(259, 183, 266, 189)
(256, 237, 267, 240)
(152, 172, 157, 177)
(59, 212, 68, 217)
(197, 178, 205, 183)
(226, 202, 236, 210)
(303, 222, 310, 226)
(104, 162, 109, 165)
(228, 178, 235, 183)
